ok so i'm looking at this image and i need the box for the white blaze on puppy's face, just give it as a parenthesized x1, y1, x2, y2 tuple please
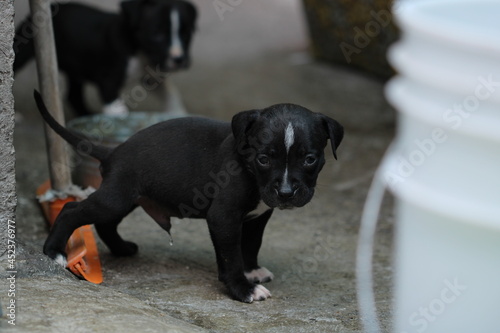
(169, 9, 183, 59)
(284, 122, 295, 154)
(281, 122, 295, 190)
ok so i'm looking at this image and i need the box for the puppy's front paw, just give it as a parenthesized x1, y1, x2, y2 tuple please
(227, 278, 272, 303)
(245, 267, 274, 283)
(102, 99, 128, 116)
(250, 284, 272, 302)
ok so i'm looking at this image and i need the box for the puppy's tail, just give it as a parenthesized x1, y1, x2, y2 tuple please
(34, 90, 111, 161)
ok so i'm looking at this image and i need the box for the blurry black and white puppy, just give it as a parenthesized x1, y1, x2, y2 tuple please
(14, 0, 197, 116)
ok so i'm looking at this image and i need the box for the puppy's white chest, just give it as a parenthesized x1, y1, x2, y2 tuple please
(246, 201, 272, 218)
(126, 56, 142, 78)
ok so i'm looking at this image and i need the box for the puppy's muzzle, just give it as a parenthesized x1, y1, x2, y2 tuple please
(165, 56, 189, 71)
(167, 45, 190, 70)
(274, 181, 298, 201)
(263, 181, 313, 210)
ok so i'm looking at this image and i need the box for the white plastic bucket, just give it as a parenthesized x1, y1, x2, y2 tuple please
(381, 1, 500, 332)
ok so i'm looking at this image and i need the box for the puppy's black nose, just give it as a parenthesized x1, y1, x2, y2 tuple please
(275, 183, 297, 200)
(172, 56, 183, 64)
(277, 189, 294, 199)
(172, 56, 187, 67)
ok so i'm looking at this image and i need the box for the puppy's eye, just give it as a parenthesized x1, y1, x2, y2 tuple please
(304, 155, 317, 166)
(257, 154, 270, 167)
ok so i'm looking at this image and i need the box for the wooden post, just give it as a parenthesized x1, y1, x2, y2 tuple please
(29, 0, 72, 191)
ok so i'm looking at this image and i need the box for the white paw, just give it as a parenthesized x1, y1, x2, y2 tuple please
(54, 254, 68, 267)
(103, 99, 129, 116)
(245, 267, 274, 283)
(251, 284, 272, 302)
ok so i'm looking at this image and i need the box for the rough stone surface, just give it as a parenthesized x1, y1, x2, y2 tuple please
(1, 275, 208, 333)
(0, 0, 16, 280)
(5, 1, 395, 332)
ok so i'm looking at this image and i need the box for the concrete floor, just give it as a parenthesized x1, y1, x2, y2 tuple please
(3, 0, 396, 332)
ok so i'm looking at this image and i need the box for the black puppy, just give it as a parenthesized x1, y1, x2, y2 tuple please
(15, 0, 197, 116)
(34, 91, 343, 303)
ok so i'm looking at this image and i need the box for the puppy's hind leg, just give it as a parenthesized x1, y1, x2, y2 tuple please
(43, 185, 137, 265)
(94, 210, 139, 257)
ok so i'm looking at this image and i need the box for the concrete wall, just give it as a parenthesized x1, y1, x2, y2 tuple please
(0, 0, 16, 254)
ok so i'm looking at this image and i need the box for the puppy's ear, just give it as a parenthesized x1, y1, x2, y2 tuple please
(121, 0, 155, 30)
(231, 109, 260, 146)
(319, 114, 344, 160)
(183, 1, 198, 22)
